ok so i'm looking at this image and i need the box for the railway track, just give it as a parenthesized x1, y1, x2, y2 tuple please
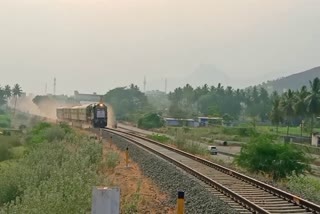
(104, 127, 320, 214)
(116, 126, 320, 177)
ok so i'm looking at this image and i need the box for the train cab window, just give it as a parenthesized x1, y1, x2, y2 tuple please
(96, 109, 105, 118)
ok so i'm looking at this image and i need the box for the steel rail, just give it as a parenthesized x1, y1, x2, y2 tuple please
(105, 129, 269, 214)
(104, 127, 320, 214)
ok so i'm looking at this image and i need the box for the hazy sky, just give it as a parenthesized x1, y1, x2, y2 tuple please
(1, 0, 319, 95)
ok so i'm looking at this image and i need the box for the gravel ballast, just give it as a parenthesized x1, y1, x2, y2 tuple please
(103, 132, 239, 214)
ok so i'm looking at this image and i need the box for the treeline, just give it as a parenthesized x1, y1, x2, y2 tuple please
(167, 83, 271, 121)
(0, 84, 23, 111)
(100, 78, 320, 133)
(168, 78, 320, 133)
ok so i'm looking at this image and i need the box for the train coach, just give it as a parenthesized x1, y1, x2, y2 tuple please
(56, 101, 108, 128)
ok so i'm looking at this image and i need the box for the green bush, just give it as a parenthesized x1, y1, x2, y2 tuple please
(0, 136, 21, 147)
(147, 134, 170, 143)
(27, 123, 69, 144)
(0, 134, 103, 212)
(104, 151, 120, 170)
(223, 127, 256, 137)
(43, 126, 65, 142)
(0, 143, 13, 162)
(0, 114, 11, 128)
(235, 134, 312, 180)
(137, 113, 165, 130)
(287, 176, 320, 203)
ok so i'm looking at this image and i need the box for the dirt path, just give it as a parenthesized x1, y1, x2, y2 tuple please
(102, 139, 175, 214)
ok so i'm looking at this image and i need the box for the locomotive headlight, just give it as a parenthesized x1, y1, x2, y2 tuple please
(99, 104, 103, 107)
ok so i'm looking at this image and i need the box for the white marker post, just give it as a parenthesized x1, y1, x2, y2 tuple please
(91, 187, 120, 214)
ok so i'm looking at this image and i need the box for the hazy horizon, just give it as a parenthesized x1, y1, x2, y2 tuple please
(1, 1, 319, 95)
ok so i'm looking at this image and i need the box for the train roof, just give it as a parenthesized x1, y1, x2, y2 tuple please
(57, 102, 106, 110)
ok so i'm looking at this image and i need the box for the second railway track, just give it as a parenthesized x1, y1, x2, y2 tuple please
(104, 128, 320, 214)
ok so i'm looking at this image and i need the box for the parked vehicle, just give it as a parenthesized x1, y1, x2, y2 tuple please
(208, 146, 218, 155)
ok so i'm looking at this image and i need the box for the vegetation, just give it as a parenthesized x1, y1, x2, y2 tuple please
(234, 134, 312, 180)
(104, 151, 120, 170)
(286, 176, 320, 203)
(0, 122, 105, 213)
(138, 113, 165, 129)
(104, 84, 150, 122)
(123, 180, 142, 214)
(147, 134, 170, 143)
(0, 114, 11, 128)
(164, 77, 320, 137)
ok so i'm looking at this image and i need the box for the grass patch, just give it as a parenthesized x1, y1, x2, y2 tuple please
(11, 146, 26, 159)
(104, 151, 120, 170)
(147, 134, 170, 143)
(0, 122, 105, 213)
(123, 180, 142, 214)
(286, 176, 320, 204)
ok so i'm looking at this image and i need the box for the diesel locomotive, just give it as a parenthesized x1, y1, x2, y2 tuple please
(56, 100, 108, 128)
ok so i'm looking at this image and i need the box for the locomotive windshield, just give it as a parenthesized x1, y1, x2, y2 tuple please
(96, 109, 106, 118)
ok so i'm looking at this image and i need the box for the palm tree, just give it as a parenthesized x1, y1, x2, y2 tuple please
(4, 85, 11, 109)
(280, 89, 295, 135)
(270, 95, 283, 133)
(12, 84, 22, 117)
(294, 86, 308, 135)
(0, 87, 6, 106)
(305, 77, 320, 134)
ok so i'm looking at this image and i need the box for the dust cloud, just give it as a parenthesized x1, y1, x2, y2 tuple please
(9, 95, 44, 117)
(106, 103, 116, 128)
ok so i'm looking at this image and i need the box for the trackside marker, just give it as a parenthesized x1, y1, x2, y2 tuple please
(177, 191, 185, 214)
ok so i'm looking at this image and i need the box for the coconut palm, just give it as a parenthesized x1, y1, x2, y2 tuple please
(12, 84, 22, 116)
(270, 95, 283, 133)
(4, 85, 11, 109)
(0, 87, 6, 106)
(280, 89, 295, 135)
(293, 86, 309, 136)
(305, 77, 320, 133)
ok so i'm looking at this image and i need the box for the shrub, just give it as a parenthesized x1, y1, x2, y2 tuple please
(0, 115, 11, 128)
(287, 176, 320, 203)
(147, 134, 170, 143)
(0, 134, 103, 212)
(234, 134, 312, 180)
(58, 122, 73, 134)
(137, 113, 165, 129)
(43, 126, 65, 142)
(0, 136, 21, 147)
(104, 151, 120, 170)
(222, 127, 256, 137)
(0, 143, 13, 162)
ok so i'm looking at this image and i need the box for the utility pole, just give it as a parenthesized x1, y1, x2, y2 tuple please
(45, 83, 47, 95)
(53, 77, 56, 95)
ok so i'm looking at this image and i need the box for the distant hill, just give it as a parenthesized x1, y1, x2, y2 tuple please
(260, 66, 320, 93)
(148, 64, 230, 91)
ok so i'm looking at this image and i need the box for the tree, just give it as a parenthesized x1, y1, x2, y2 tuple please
(280, 89, 295, 135)
(235, 134, 311, 181)
(305, 77, 320, 134)
(137, 113, 165, 129)
(270, 96, 283, 133)
(104, 85, 148, 122)
(4, 85, 11, 109)
(0, 87, 6, 106)
(293, 86, 308, 135)
(12, 84, 22, 116)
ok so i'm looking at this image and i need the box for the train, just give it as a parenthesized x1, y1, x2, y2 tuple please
(56, 100, 108, 129)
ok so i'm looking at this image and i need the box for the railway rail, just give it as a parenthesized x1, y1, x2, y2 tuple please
(104, 127, 320, 214)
